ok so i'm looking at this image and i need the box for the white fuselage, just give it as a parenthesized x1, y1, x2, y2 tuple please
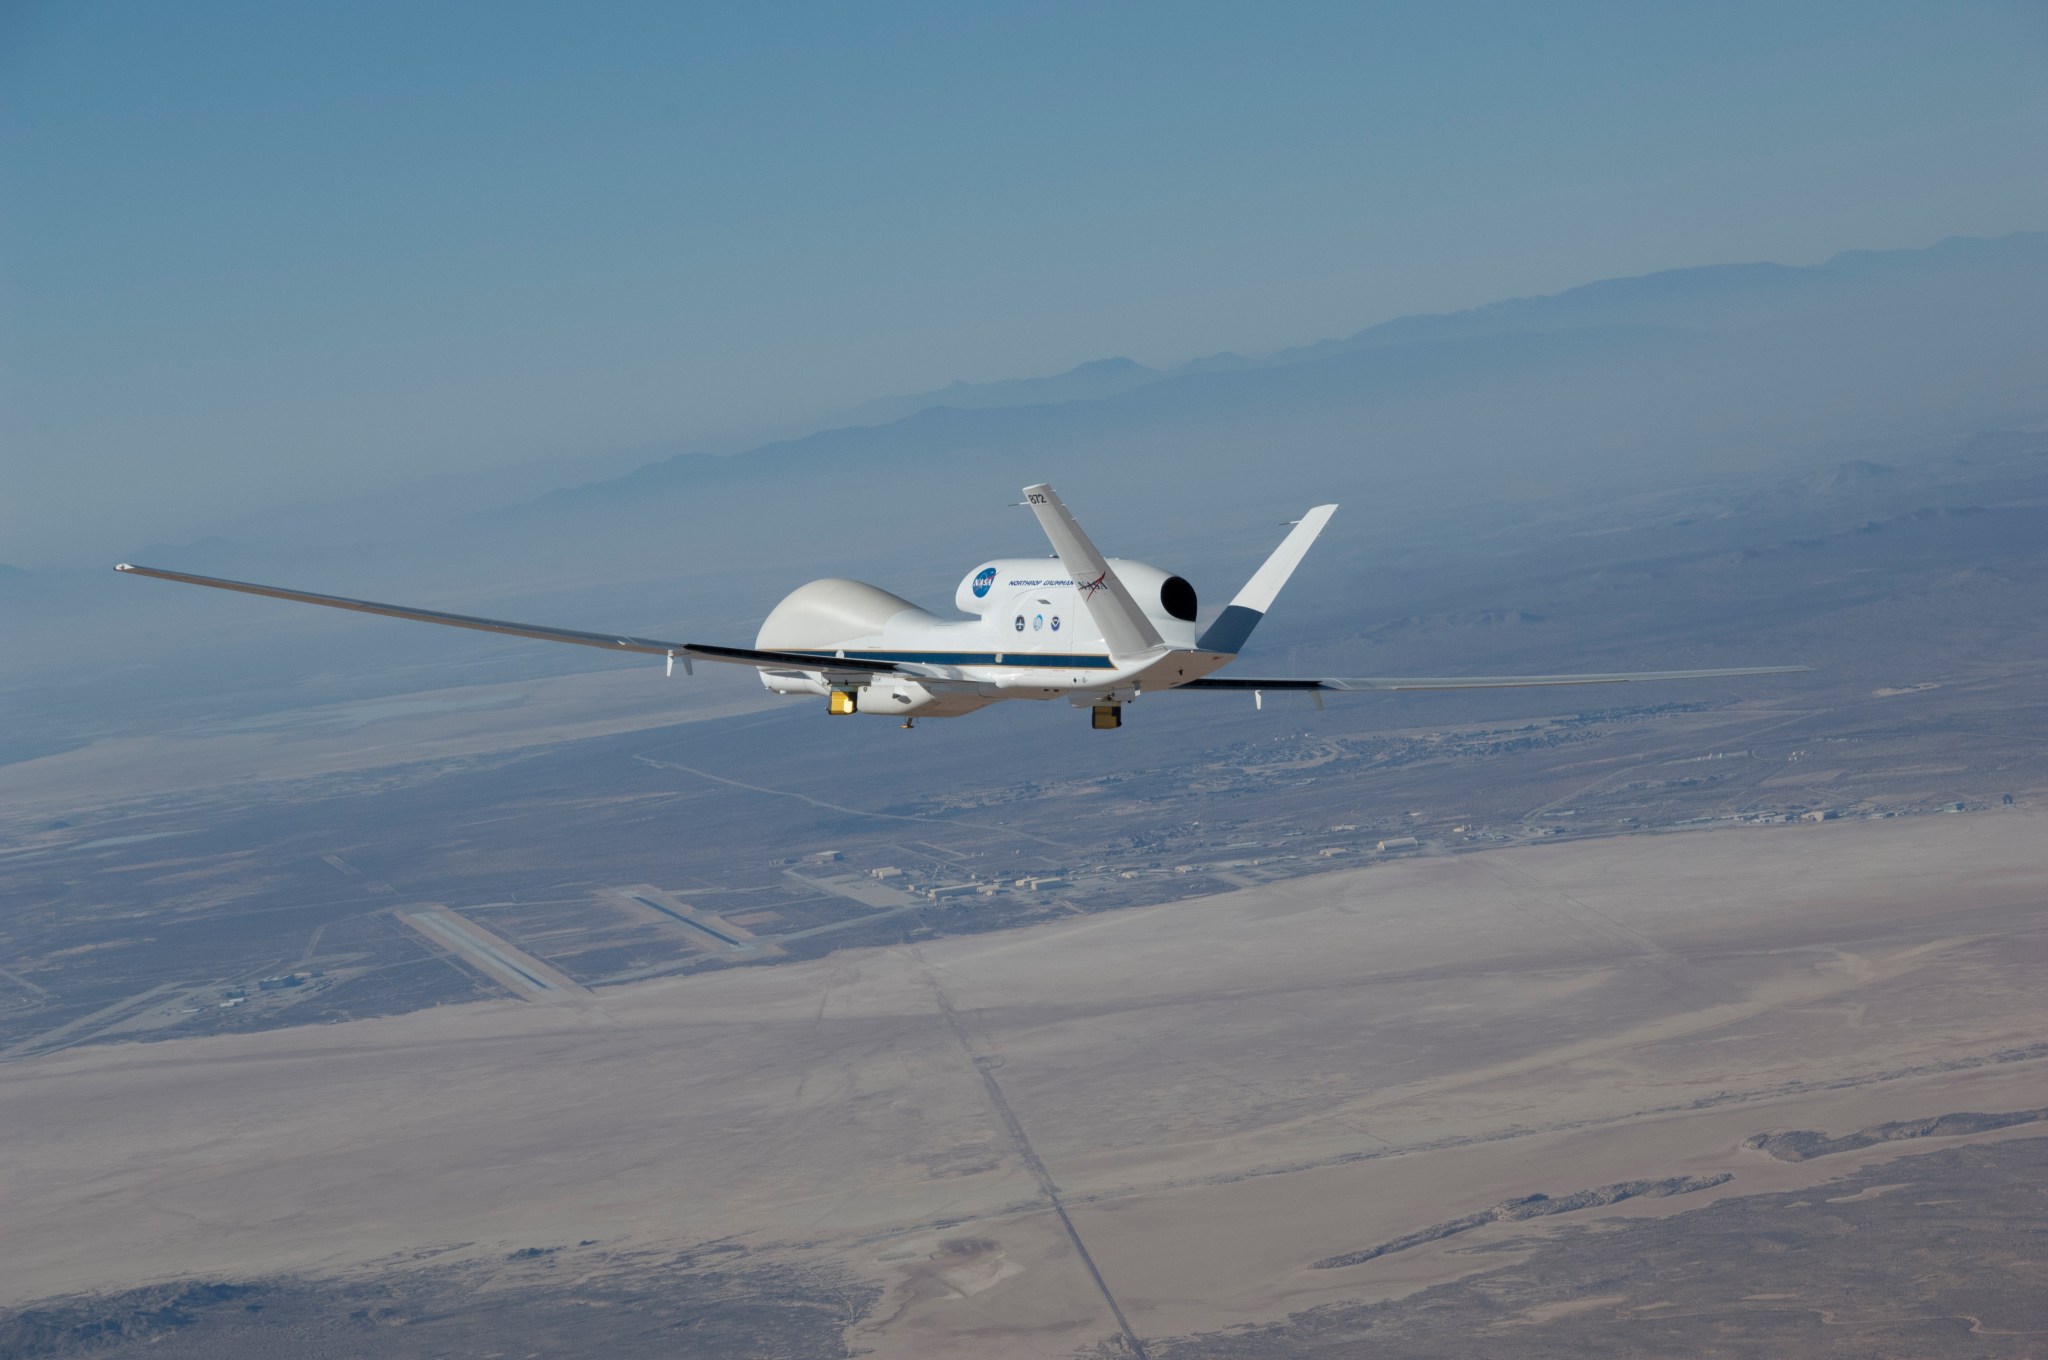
(753, 558, 1231, 717)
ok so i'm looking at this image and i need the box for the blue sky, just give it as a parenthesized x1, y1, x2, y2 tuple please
(4, 1, 2045, 558)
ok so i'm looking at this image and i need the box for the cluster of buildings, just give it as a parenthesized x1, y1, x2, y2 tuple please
(258, 969, 323, 991)
(187, 969, 328, 1014)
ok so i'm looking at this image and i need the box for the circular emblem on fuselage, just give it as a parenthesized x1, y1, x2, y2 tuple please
(972, 566, 996, 599)
(1014, 614, 1026, 632)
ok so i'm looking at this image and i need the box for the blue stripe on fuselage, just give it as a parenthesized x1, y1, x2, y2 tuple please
(791, 650, 1117, 669)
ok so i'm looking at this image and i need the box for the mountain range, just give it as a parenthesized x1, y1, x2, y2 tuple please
(6, 230, 2045, 736)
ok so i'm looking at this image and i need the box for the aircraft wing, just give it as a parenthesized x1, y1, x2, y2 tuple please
(1177, 665, 1808, 692)
(111, 563, 909, 676)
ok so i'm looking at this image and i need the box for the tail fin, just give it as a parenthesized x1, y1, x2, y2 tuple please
(1021, 484, 1165, 658)
(1196, 504, 1338, 654)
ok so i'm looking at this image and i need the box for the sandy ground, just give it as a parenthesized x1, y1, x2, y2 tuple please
(6, 807, 2046, 1356)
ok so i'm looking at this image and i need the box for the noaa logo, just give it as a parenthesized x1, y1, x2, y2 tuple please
(971, 566, 996, 599)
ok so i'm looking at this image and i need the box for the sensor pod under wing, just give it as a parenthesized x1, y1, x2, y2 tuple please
(114, 484, 1805, 728)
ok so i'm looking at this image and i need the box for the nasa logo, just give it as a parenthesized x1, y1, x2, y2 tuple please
(1033, 613, 1044, 631)
(1014, 614, 1026, 632)
(971, 566, 996, 598)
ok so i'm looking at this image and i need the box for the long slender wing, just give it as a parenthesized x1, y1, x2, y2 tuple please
(111, 563, 907, 676)
(1176, 665, 1808, 692)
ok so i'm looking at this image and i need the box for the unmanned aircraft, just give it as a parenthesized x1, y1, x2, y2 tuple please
(116, 484, 1802, 728)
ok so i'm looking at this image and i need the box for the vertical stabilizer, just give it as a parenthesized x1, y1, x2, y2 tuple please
(1195, 503, 1337, 654)
(1021, 484, 1165, 658)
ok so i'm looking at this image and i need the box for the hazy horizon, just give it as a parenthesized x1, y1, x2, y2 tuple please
(7, 1, 2048, 561)
(9, 15, 2048, 1351)
(5, 225, 2045, 570)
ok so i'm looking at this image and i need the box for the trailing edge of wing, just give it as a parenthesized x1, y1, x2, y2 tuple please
(1178, 665, 1809, 693)
(111, 563, 907, 676)
(681, 643, 913, 675)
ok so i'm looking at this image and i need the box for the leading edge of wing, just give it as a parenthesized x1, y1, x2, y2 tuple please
(111, 563, 906, 676)
(1176, 665, 1809, 692)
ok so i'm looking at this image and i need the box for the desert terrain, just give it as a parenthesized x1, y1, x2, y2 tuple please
(6, 435, 2048, 1355)
(7, 805, 2046, 1357)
